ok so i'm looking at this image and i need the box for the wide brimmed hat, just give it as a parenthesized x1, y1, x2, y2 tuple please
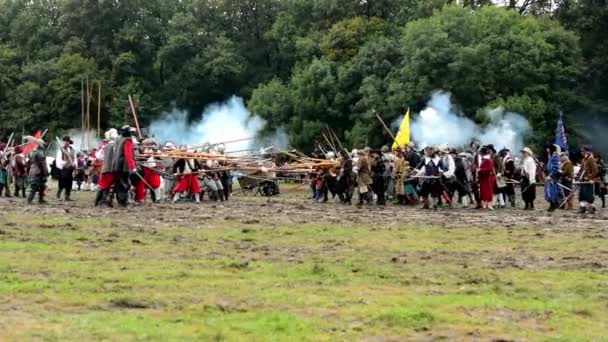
(62, 136, 74, 144)
(23, 135, 45, 147)
(521, 147, 534, 155)
(141, 137, 159, 146)
(582, 145, 593, 153)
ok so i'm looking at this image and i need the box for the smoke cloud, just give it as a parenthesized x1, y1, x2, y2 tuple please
(148, 96, 288, 152)
(409, 91, 532, 152)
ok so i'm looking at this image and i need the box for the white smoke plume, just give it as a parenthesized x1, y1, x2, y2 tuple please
(148, 96, 288, 152)
(68, 130, 101, 152)
(409, 91, 532, 152)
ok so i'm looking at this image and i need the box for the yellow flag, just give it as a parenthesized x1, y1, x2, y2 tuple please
(392, 108, 410, 150)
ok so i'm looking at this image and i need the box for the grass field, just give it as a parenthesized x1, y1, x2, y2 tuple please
(1, 188, 607, 341)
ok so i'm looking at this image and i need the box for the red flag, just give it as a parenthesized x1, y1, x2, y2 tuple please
(22, 130, 43, 155)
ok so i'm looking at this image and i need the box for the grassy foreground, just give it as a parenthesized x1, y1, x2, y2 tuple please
(1, 202, 607, 341)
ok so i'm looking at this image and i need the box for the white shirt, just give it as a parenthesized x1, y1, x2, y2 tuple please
(522, 156, 536, 181)
(441, 154, 456, 178)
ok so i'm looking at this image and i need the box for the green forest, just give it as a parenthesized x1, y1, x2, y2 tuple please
(0, 0, 606, 150)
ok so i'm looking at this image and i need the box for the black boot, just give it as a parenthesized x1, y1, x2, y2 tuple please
(524, 203, 529, 210)
(150, 190, 157, 203)
(57, 189, 62, 200)
(65, 189, 73, 202)
(39, 192, 48, 204)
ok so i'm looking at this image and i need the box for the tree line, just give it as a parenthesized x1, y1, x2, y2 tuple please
(0, 0, 606, 151)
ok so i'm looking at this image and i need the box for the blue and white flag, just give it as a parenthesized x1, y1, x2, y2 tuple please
(555, 111, 568, 152)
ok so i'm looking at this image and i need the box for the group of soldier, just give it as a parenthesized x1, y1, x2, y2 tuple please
(313, 141, 606, 214)
(0, 125, 233, 207)
(1, 128, 606, 214)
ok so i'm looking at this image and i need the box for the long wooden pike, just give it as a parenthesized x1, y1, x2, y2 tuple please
(6, 132, 14, 148)
(329, 128, 345, 153)
(375, 112, 396, 141)
(128, 95, 142, 139)
(321, 131, 337, 154)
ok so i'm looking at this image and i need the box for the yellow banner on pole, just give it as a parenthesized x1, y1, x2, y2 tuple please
(392, 108, 410, 150)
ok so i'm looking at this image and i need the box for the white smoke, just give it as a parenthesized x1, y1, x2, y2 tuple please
(409, 91, 531, 152)
(148, 96, 288, 152)
(69, 130, 101, 152)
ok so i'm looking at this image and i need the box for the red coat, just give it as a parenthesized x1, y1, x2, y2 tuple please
(478, 157, 495, 202)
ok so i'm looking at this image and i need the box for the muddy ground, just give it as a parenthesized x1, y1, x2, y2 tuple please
(1, 187, 607, 341)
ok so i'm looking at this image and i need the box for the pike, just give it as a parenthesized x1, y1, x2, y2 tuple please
(321, 132, 338, 154)
(329, 128, 346, 154)
(374, 112, 396, 141)
(6, 133, 14, 149)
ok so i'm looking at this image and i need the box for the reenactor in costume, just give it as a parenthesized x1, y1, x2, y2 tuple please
(393, 148, 409, 204)
(135, 138, 162, 203)
(417, 147, 443, 209)
(0, 157, 10, 197)
(337, 150, 355, 205)
(56, 136, 76, 201)
(477, 147, 496, 210)
(579, 145, 599, 214)
(12, 146, 27, 198)
(172, 149, 202, 203)
(370, 149, 387, 205)
(25, 136, 49, 204)
(544, 144, 563, 212)
(110, 125, 138, 207)
(438, 146, 456, 206)
(469, 140, 483, 208)
(356, 149, 373, 205)
(454, 151, 473, 207)
(75, 152, 87, 191)
(520, 147, 537, 210)
(501, 149, 517, 207)
(160, 142, 177, 202)
(95, 129, 118, 206)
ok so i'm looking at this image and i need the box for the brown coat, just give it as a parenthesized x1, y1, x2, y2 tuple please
(582, 156, 598, 181)
(357, 156, 373, 187)
(561, 160, 574, 180)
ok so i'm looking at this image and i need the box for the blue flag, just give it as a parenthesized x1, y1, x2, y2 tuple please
(555, 111, 568, 152)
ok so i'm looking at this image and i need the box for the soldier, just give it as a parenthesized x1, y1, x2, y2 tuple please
(393, 148, 409, 205)
(172, 148, 202, 203)
(25, 136, 49, 204)
(356, 149, 373, 205)
(520, 147, 537, 210)
(12, 146, 27, 198)
(56, 136, 76, 201)
(95, 129, 118, 207)
(0, 157, 10, 197)
(579, 145, 599, 214)
(110, 126, 137, 207)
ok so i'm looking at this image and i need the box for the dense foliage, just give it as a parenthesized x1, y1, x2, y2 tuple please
(0, 0, 605, 150)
